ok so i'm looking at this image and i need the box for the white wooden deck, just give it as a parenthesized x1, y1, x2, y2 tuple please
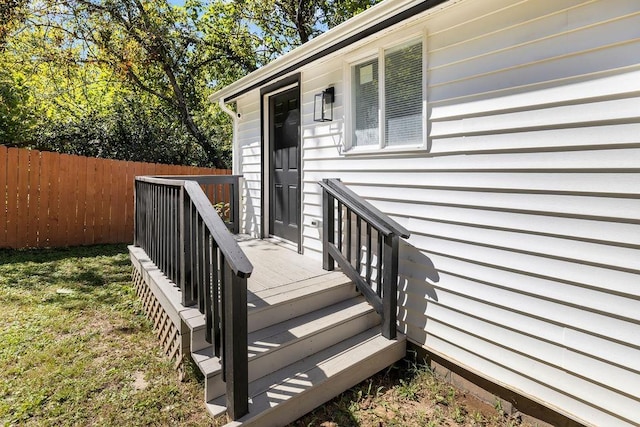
(237, 237, 347, 303)
(130, 238, 406, 427)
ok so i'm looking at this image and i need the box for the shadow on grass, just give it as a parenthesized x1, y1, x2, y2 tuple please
(288, 349, 435, 427)
(0, 244, 129, 265)
(0, 244, 133, 310)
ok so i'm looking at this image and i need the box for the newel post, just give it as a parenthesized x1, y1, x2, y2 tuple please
(133, 179, 140, 247)
(224, 266, 249, 420)
(381, 234, 399, 340)
(231, 176, 240, 234)
(322, 179, 335, 271)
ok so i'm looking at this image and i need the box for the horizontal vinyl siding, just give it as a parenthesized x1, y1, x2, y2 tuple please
(236, 95, 262, 237)
(292, 1, 640, 426)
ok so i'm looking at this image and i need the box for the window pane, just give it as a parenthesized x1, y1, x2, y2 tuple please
(352, 59, 379, 147)
(385, 41, 423, 146)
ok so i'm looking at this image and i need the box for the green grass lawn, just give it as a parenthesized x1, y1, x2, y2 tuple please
(0, 245, 209, 427)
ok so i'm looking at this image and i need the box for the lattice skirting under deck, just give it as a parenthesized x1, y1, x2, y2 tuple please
(132, 266, 186, 380)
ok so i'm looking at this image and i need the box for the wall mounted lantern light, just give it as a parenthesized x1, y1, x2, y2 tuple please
(313, 87, 334, 122)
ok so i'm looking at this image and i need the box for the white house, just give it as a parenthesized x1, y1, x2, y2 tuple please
(210, 0, 640, 425)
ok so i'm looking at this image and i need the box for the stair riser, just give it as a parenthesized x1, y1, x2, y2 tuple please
(216, 336, 407, 426)
(191, 327, 208, 352)
(206, 309, 380, 401)
(248, 283, 357, 333)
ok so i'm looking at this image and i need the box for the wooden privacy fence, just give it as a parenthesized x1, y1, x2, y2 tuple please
(0, 145, 231, 249)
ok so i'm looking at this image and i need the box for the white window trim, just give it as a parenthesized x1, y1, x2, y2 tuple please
(343, 31, 428, 155)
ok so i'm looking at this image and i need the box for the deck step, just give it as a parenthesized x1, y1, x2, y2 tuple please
(247, 273, 357, 333)
(182, 273, 356, 353)
(181, 307, 208, 352)
(192, 296, 380, 401)
(207, 328, 407, 426)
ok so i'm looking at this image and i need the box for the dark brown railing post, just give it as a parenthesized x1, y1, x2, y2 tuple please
(134, 180, 140, 247)
(231, 177, 240, 234)
(322, 179, 335, 271)
(381, 234, 399, 340)
(224, 263, 249, 419)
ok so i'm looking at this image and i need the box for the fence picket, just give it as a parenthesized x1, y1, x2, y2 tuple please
(6, 148, 19, 248)
(110, 160, 124, 244)
(75, 155, 88, 245)
(123, 161, 135, 243)
(17, 149, 30, 247)
(0, 146, 7, 247)
(58, 154, 74, 246)
(39, 151, 53, 247)
(104, 159, 116, 243)
(27, 149, 41, 248)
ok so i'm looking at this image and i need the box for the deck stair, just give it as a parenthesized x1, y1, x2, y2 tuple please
(181, 265, 406, 426)
(131, 176, 409, 426)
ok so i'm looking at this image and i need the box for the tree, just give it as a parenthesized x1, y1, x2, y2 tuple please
(236, 0, 381, 60)
(0, 0, 28, 47)
(1, 0, 380, 166)
(0, 68, 35, 143)
(15, 0, 256, 167)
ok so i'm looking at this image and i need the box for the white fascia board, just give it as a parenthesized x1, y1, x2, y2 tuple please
(210, 0, 452, 103)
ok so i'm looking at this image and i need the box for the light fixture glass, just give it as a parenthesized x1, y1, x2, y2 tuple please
(313, 87, 334, 122)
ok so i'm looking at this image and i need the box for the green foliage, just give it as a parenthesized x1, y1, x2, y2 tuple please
(0, 68, 35, 143)
(397, 377, 421, 401)
(0, 0, 27, 46)
(0, 0, 380, 167)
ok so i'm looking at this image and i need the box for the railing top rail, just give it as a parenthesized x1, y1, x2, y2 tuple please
(319, 178, 410, 239)
(136, 176, 188, 186)
(137, 174, 242, 185)
(153, 175, 242, 185)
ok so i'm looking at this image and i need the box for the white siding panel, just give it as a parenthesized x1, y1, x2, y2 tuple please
(368, 196, 640, 247)
(233, 0, 640, 425)
(431, 97, 640, 137)
(399, 255, 640, 324)
(424, 333, 638, 426)
(424, 270, 638, 347)
(237, 92, 262, 237)
(562, 348, 640, 399)
(390, 210, 639, 270)
(563, 329, 640, 374)
(430, 40, 640, 102)
(429, 122, 640, 154)
(430, 13, 640, 81)
(430, 0, 640, 66)
(347, 184, 640, 222)
(409, 234, 639, 301)
(304, 170, 640, 195)
(305, 147, 640, 170)
(423, 303, 640, 398)
(397, 283, 640, 374)
(430, 68, 640, 119)
(428, 0, 587, 45)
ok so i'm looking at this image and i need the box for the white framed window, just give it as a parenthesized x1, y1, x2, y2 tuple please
(346, 36, 426, 153)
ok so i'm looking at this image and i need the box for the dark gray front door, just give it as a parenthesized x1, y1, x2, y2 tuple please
(269, 88, 300, 243)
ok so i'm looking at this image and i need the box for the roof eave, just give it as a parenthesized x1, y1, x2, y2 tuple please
(210, 0, 452, 103)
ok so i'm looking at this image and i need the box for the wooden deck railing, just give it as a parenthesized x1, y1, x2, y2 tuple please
(319, 178, 410, 340)
(134, 175, 252, 419)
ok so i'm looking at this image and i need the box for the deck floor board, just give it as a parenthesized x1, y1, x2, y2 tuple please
(239, 238, 341, 296)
